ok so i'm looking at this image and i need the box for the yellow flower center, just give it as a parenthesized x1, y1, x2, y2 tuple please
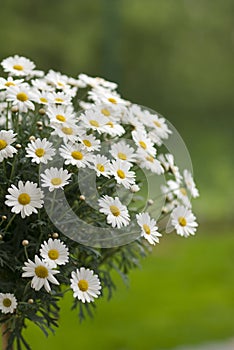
(17, 92, 28, 102)
(139, 141, 147, 150)
(35, 265, 49, 278)
(35, 148, 45, 157)
(56, 114, 66, 122)
(154, 120, 161, 128)
(40, 97, 48, 103)
(5, 81, 15, 87)
(18, 193, 31, 205)
(51, 178, 62, 186)
(117, 169, 126, 179)
(78, 279, 89, 292)
(117, 152, 127, 160)
(48, 249, 59, 260)
(180, 188, 187, 196)
(89, 120, 99, 127)
(55, 98, 64, 103)
(61, 127, 73, 135)
(106, 121, 114, 128)
(83, 139, 92, 147)
(97, 163, 105, 172)
(146, 155, 154, 163)
(3, 298, 12, 308)
(71, 151, 83, 160)
(110, 205, 120, 217)
(143, 224, 151, 235)
(108, 97, 117, 104)
(178, 216, 187, 227)
(13, 64, 23, 71)
(101, 108, 111, 116)
(57, 82, 64, 87)
(0, 139, 7, 150)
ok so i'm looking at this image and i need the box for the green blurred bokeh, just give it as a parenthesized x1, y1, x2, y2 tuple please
(0, 0, 234, 349)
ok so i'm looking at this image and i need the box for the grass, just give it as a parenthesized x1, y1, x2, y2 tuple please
(21, 227, 234, 349)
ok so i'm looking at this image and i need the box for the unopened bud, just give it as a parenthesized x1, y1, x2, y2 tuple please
(11, 106, 19, 113)
(15, 143, 22, 149)
(28, 299, 34, 304)
(79, 195, 86, 201)
(29, 136, 36, 142)
(2, 215, 7, 221)
(52, 232, 59, 238)
(22, 240, 29, 246)
(37, 121, 43, 127)
(130, 184, 140, 193)
(39, 108, 46, 115)
(147, 199, 154, 205)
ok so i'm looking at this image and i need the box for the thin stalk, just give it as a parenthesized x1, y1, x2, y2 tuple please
(1, 322, 13, 350)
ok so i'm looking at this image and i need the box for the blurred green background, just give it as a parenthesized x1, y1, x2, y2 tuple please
(1, 0, 234, 349)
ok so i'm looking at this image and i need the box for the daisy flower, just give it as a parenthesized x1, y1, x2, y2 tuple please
(26, 138, 56, 164)
(70, 267, 102, 303)
(91, 155, 111, 177)
(88, 87, 129, 106)
(148, 113, 172, 140)
(136, 149, 164, 175)
(79, 133, 101, 152)
(78, 73, 118, 90)
(183, 169, 199, 198)
(98, 195, 130, 228)
(79, 109, 109, 134)
(170, 205, 198, 237)
(5, 181, 44, 219)
(109, 160, 136, 189)
(40, 167, 72, 192)
(132, 130, 156, 156)
(22, 255, 60, 293)
(59, 143, 94, 168)
(45, 70, 69, 90)
(6, 85, 35, 112)
(47, 105, 76, 126)
(103, 121, 125, 137)
(40, 238, 69, 268)
(158, 153, 182, 183)
(0, 293, 18, 314)
(110, 140, 136, 163)
(1, 55, 36, 76)
(167, 180, 191, 208)
(136, 212, 162, 245)
(0, 130, 17, 162)
(51, 123, 80, 143)
(0, 77, 24, 90)
(50, 91, 72, 105)
(32, 89, 52, 105)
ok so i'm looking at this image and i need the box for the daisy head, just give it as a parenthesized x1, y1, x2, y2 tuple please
(91, 154, 111, 177)
(26, 138, 56, 164)
(40, 167, 72, 192)
(98, 195, 130, 228)
(40, 238, 69, 268)
(79, 109, 109, 134)
(6, 85, 35, 113)
(0, 130, 17, 162)
(136, 212, 162, 245)
(70, 267, 101, 303)
(0, 293, 18, 314)
(59, 143, 94, 168)
(5, 181, 44, 219)
(109, 160, 136, 189)
(110, 140, 136, 163)
(132, 130, 156, 157)
(79, 133, 101, 152)
(170, 205, 198, 237)
(183, 169, 199, 198)
(1, 55, 36, 77)
(22, 255, 60, 293)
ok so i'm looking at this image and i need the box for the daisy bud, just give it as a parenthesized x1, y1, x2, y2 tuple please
(37, 121, 43, 127)
(29, 136, 36, 142)
(79, 195, 86, 201)
(2, 215, 7, 221)
(97, 186, 101, 190)
(147, 199, 154, 205)
(38, 126, 43, 131)
(22, 240, 29, 246)
(130, 184, 140, 193)
(15, 143, 22, 149)
(52, 232, 59, 238)
(0, 234, 3, 240)
(28, 299, 34, 304)
(11, 105, 19, 113)
(39, 108, 46, 115)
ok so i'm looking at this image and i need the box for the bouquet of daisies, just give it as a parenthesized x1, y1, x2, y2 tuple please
(0, 55, 199, 350)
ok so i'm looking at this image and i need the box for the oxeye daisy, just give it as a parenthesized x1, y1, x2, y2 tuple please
(110, 140, 136, 163)
(79, 133, 101, 152)
(6, 85, 35, 112)
(183, 169, 199, 198)
(59, 143, 94, 168)
(132, 130, 156, 156)
(40, 238, 69, 268)
(167, 180, 191, 208)
(158, 153, 182, 183)
(0, 77, 24, 90)
(5, 181, 44, 219)
(26, 138, 56, 164)
(0, 293, 18, 314)
(78, 73, 118, 90)
(32, 89, 52, 105)
(109, 160, 136, 189)
(136, 149, 164, 175)
(88, 87, 128, 106)
(47, 105, 76, 126)
(0, 130, 17, 162)
(40, 167, 72, 192)
(98, 195, 130, 228)
(70, 267, 102, 303)
(22, 255, 60, 292)
(50, 91, 72, 105)
(136, 212, 162, 245)
(170, 205, 198, 237)
(91, 154, 111, 177)
(1, 55, 36, 77)
(51, 123, 80, 143)
(80, 109, 109, 133)
(103, 120, 125, 137)
(148, 113, 171, 140)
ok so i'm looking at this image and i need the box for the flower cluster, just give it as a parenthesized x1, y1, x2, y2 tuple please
(0, 55, 199, 349)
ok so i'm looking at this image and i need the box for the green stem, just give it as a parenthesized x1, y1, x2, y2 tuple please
(4, 214, 16, 233)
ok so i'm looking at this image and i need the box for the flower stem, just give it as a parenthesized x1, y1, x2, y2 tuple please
(1, 322, 13, 350)
(4, 214, 16, 233)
